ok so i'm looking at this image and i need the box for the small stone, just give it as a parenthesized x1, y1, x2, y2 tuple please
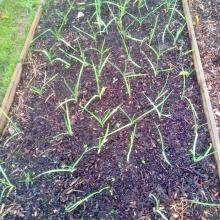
(77, 12, 84, 19)
(172, 213, 179, 219)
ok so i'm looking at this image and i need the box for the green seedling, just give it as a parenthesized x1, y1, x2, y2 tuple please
(64, 102, 73, 136)
(81, 95, 99, 112)
(183, 95, 213, 162)
(172, 23, 186, 46)
(116, 0, 130, 30)
(108, 91, 171, 137)
(72, 25, 96, 41)
(97, 124, 110, 154)
(134, 0, 147, 15)
(127, 124, 137, 163)
(57, 0, 75, 34)
(179, 70, 191, 98)
(91, 40, 111, 98)
(139, 2, 165, 24)
(20, 172, 35, 189)
(133, 91, 172, 123)
(62, 41, 90, 102)
(64, 65, 85, 102)
(118, 28, 141, 68)
(35, 146, 96, 179)
(109, 61, 146, 97)
(31, 73, 58, 96)
(142, 87, 171, 119)
(60, 38, 75, 50)
(59, 46, 90, 67)
(143, 93, 170, 119)
(149, 193, 169, 220)
(119, 107, 136, 124)
(33, 28, 61, 42)
(148, 15, 159, 45)
(56, 98, 74, 136)
(155, 125, 172, 167)
(83, 105, 121, 128)
(141, 44, 175, 77)
(94, 0, 104, 32)
(0, 165, 15, 202)
(162, 0, 178, 44)
(189, 199, 220, 207)
(35, 49, 70, 68)
(65, 186, 110, 213)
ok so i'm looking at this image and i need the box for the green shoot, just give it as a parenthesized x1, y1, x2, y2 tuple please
(97, 124, 110, 154)
(81, 95, 99, 112)
(118, 0, 130, 30)
(57, 0, 75, 34)
(65, 186, 110, 213)
(141, 44, 175, 77)
(143, 93, 170, 119)
(72, 25, 96, 41)
(173, 23, 186, 45)
(149, 193, 169, 220)
(20, 172, 35, 189)
(31, 73, 58, 96)
(183, 96, 213, 162)
(35, 146, 96, 179)
(32, 28, 61, 42)
(64, 102, 73, 136)
(189, 199, 220, 207)
(118, 28, 141, 68)
(62, 41, 89, 102)
(162, 0, 177, 44)
(148, 15, 159, 45)
(63, 65, 85, 102)
(127, 124, 137, 163)
(109, 61, 146, 97)
(94, 0, 104, 32)
(35, 49, 70, 68)
(179, 70, 191, 98)
(0, 165, 15, 202)
(83, 105, 121, 128)
(92, 40, 111, 98)
(59, 42, 90, 67)
(155, 125, 172, 167)
(108, 91, 171, 137)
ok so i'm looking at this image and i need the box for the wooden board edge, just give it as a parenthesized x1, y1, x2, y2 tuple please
(0, 1, 44, 134)
(182, 0, 220, 178)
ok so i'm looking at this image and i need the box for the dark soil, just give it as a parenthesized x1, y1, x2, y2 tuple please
(189, 0, 220, 136)
(1, 0, 220, 219)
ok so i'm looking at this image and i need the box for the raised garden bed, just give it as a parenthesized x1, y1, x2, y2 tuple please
(0, 0, 220, 219)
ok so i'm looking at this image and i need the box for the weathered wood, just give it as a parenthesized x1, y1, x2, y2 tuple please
(0, 2, 44, 134)
(182, 0, 220, 177)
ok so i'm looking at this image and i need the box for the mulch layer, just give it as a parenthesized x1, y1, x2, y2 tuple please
(0, 0, 220, 219)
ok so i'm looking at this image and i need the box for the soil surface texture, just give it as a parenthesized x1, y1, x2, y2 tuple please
(1, 0, 220, 219)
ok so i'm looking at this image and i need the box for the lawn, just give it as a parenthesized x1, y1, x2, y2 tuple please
(0, 0, 40, 103)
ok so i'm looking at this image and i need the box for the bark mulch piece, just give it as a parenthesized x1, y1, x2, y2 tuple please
(0, 0, 220, 219)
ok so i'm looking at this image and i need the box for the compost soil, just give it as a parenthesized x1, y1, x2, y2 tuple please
(1, 0, 220, 219)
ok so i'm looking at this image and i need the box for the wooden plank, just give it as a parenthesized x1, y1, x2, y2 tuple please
(182, 0, 220, 177)
(0, 1, 44, 134)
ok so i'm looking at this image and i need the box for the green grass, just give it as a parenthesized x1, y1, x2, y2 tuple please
(0, 0, 40, 103)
